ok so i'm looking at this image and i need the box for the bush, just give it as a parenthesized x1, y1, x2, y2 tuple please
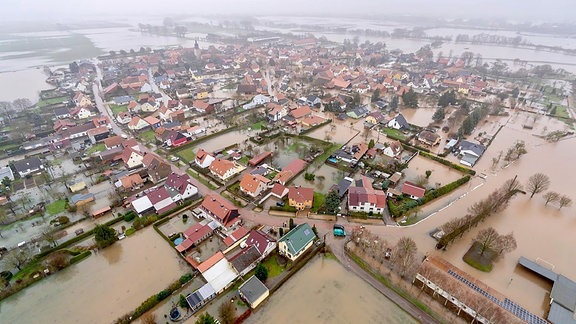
(179, 273, 193, 285)
(70, 251, 91, 264)
(124, 211, 136, 222)
(0, 271, 13, 282)
(156, 289, 171, 301)
(125, 228, 136, 236)
(58, 216, 70, 225)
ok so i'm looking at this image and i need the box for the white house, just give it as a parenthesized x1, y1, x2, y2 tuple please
(278, 223, 316, 261)
(243, 94, 270, 110)
(386, 113, 410, 130)
(195, 149, 216, 169)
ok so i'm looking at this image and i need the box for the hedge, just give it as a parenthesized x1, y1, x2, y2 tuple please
(123, 272, 194, 322)
(70, 251, 92, 265)
(36, 215, 124, 259)
(419, 151, 476, 175)
(299, 119, 332, 135)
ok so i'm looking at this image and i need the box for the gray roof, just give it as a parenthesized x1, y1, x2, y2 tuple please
(0, 166, 14, 181)
(333, 177, 353, 197)
(13, 157, 43, 173)
(238, 275, 269, 306)
(459, 140, 485, 156)
(551, 275, 576, 313)
(230, 245, 261, 274)
(279, 223, 316, 255)
(394, 114, 410, 129)
(70, 193, 95, 204)
(460, 153, 479, 166)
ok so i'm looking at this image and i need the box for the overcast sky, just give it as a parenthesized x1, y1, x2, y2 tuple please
(1, 0, 574, 23)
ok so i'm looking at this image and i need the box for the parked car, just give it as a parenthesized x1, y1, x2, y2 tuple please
(276, 201, 285, 207)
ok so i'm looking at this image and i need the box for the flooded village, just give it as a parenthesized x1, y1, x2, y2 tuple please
(1, 12, 576, 324)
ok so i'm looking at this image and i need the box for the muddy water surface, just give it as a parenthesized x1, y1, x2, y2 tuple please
(390, 113, 576, 315)
(0, 228, 189, 324)
(247, 256, 418, 324)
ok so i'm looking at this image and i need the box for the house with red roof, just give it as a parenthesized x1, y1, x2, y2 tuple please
(239, 173, 270, 198)
(401, 181, 426, 200)
(273, 158, 307, 185)
(223, 226, 250, 247)
(104, 135, 123, 149)
(288, 186, 314, 210)
(195, 148, 215, 169)
(209, 159, 245, 182)
(164, 172, 198, 200)
(348, 176, 387, 215)
(290, 105, 312, 119)
(147, 186, 177, 214)
(200, 194, 241, 229)
(271, 183, 289, 198)
(176, 222, 215, 254)
(127, 116, 149, 131)
(143, 115, 161, 129)
(120, 147, 144, 169)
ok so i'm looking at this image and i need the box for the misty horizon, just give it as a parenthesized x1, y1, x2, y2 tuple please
(1, 0, 575, 24)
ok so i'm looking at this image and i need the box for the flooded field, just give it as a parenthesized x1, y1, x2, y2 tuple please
(403, 154, 464, 187)
(385, 112, 576, 315)
(190, 129, 252, 153)
(0, 68, 53, 102)
(292, 164, 344, 193)
(247, 256, 418, 324)
(306, 118, 360, 144)
(0, 228, 190, 324)
(400, 107, 437, 128)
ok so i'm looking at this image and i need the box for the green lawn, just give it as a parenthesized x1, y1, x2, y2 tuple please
(553, 105, 570, 119)
(381, 128, 407, 141)
(109, 104, 128, 115)
(38, 96, 69, 108)
(262, 254, 285, 278)
(250, 121, 266, 131)
(86, 143, 106, 155)
(238, 156, 250, 166)
(138, 130, 157, 143)
(463, 241, 496, 272)
(311, 192, 326, 212)
(46, 199, 67, 215)
(178, 148, 197, 163)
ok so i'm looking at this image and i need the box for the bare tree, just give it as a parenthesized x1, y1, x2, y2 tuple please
(42, 228, 58, 248)
(497, 232, 517, 255)
(558, 195, 572, 210)
(526, 173, 550, 198)
(218, 299, 236, 324)
(475, 227, 517, 256)
(141, 312, 156, 324)
(391, 237, 418, 278)
(475, 227, 501, 256)
(6, 248, 31, 271)
(543, 191, 560, 206)
(46, 251, 69, 270)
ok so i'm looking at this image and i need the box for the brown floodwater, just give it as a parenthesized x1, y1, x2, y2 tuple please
(0, 228, 189, 324)
(292, 164, 344, 194)
(379, 112, 576, 315)
(399, 107, 437, 128)
(246, 256, 418, 324)
(194, 129, 251, 153)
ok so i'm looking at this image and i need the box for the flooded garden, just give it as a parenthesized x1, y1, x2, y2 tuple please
(247, 256, 418, 324)
(0, 228, 189, 324)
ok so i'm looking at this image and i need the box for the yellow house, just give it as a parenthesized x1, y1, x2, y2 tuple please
(288, 186, 314, 210)
(196, 91, 209, 99)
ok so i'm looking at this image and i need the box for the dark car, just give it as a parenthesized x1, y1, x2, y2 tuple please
(276, 201, 285, 207)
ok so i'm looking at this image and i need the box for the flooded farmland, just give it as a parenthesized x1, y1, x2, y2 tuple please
(247, 256, 418, 324)
(382, 112, 576, 316)
(0, 228, 189, 324)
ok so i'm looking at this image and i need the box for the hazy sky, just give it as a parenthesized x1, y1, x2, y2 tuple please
(2, 0, 575, 23)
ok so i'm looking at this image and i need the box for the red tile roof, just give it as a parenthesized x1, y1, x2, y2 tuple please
(401, 181, 426, 198)
(196, 251, 224, 272)
(288, 186, 314, 204)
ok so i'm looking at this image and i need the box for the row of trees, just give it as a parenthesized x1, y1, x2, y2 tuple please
(457, 104, 490, 137)
(437, 177, 523, 249)
(350, 228, 419, 279)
